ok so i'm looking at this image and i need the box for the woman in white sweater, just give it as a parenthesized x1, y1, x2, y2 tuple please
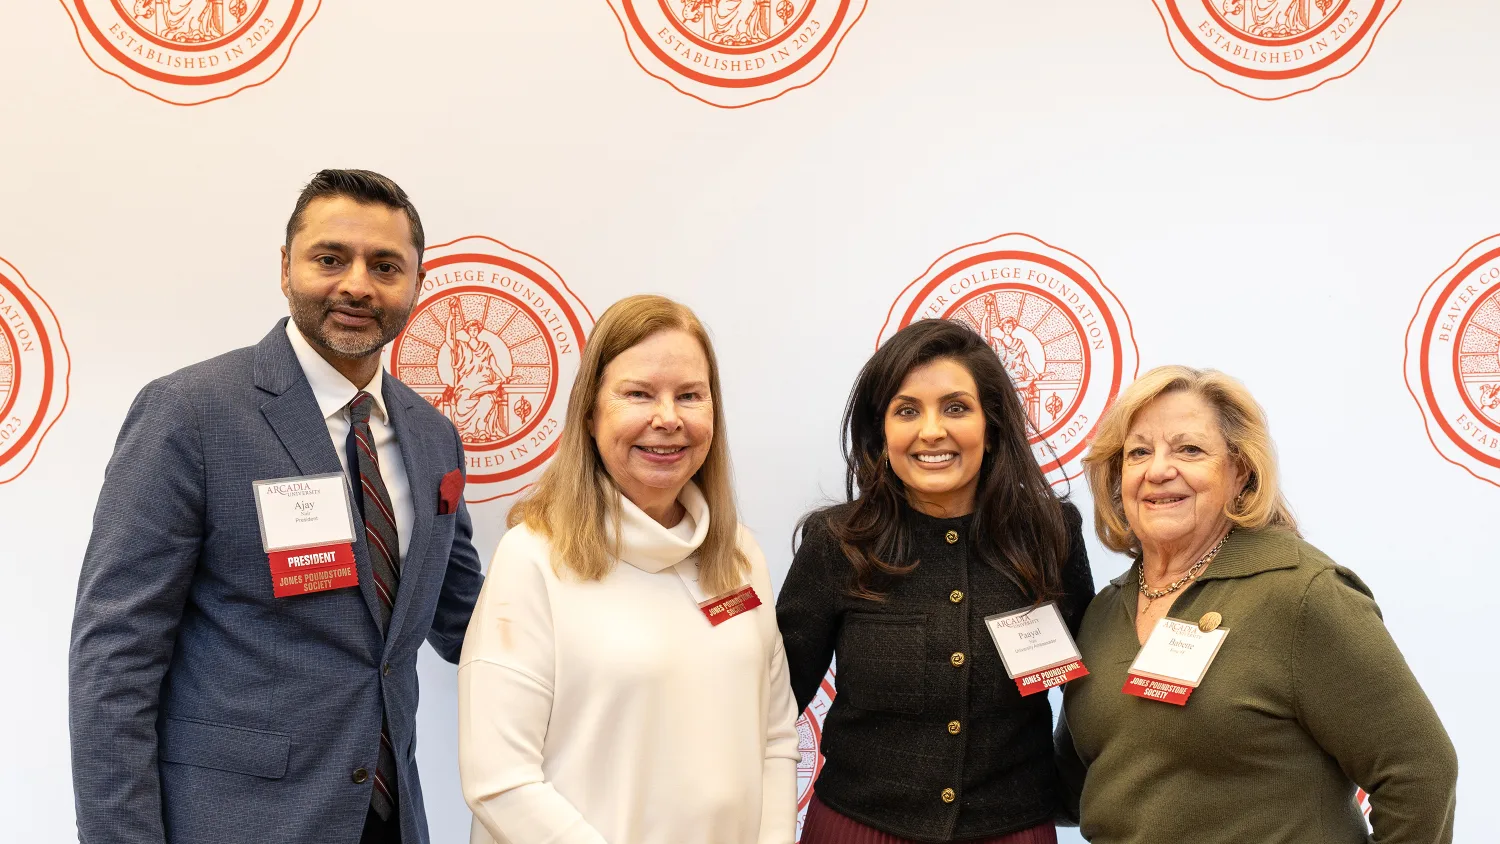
(459, 294, 800, 844)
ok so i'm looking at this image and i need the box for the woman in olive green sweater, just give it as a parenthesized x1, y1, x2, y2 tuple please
(1055, 366, 1457, 843)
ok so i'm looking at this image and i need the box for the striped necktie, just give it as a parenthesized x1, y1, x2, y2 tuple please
(348, 391, 401, 821)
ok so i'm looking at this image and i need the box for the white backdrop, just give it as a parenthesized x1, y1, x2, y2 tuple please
(2, 2, 1495, 841)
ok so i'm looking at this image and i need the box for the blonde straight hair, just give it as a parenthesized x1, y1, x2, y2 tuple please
(1083, 365, 1299, 556)
(508, 294, 749, 594)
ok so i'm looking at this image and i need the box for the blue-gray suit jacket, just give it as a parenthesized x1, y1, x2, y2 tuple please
(69, 320, 485, 844)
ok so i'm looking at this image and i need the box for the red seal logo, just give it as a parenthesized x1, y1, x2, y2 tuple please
(388, 236, 594, 504)
(1152, 0, 1400, 100)
(795, 669, 835, 841)
(0, 256, 71, 485)
(1404, 235, 1500, 489)
(606, 0, 868, 108)
(61, 0, 322, 105)
(879, 234, 1138, 487)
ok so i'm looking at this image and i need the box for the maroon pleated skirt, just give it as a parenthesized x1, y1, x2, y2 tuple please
(801, 793, 1058, 844)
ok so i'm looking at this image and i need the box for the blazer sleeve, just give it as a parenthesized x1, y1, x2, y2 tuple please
(426, 425, 484, 663)
(1290, 564, 1458, 844)
(745, 532, 800, 844)
(774, 513, 841, 715)
(458, 533, 608, 844)
(1057, 500, 1096, 636)
(69, 381, 205, 844)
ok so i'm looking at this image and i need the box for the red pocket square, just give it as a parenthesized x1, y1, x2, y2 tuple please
(438, 469, 464, 515)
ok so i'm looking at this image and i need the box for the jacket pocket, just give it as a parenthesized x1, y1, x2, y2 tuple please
(837, 612, 928, 714)
(159, 717, 290, 779)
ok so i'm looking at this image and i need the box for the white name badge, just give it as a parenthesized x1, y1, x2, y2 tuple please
(251, 473, 359, 598)
(983, 602, 1089, 696)
(1123, 617, 1229, 705)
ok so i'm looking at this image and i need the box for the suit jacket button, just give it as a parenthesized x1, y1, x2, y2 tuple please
(949, 590, 963, 604)
(944, 530, 959, 544)
(950, 652, 965, 667)
(941, 787, 956, 803)
(382, 662, 391, 676)
(352, 767, 369, 784)
(947, 720, 961, 735)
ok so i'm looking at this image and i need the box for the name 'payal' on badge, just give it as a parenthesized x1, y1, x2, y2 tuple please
(984, 602, 1089, 696)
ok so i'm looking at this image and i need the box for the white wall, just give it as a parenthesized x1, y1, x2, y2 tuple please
(1, 1, 1493, 841)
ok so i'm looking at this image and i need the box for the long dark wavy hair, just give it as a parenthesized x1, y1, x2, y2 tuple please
(822, 318, 1070, 601)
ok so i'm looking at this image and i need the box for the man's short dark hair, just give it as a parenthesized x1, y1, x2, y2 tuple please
(284, 169, 425, 261)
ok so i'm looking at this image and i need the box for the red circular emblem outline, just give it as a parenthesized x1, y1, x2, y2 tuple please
(1453, 284, 1500, 432)
(1201, 0, 1353, 49)
(108, 0, 271, 52)
(0, 264, 70, 481)
(1414, 243, 1500, 473)
(941, 280, 1094, 445)
(62, 0, 322, 106)
(657, 0, 817, 54)
(0, 319, 20, 425)
(1154, 0, 1402, 101)
(390, 282, 562, 478)
(396, 254, 586, 487)
(893, 248, 1129, 474)
(620, 0, 853, 89)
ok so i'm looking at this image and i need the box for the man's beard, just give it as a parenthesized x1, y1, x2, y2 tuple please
(287, 288, 411, 361)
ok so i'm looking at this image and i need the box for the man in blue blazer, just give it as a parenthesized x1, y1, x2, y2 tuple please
(69, 170, 485, 844)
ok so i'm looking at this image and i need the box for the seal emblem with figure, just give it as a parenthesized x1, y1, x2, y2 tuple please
(62, 0, 321, 105)
(794, 669, 835, 842)
(1152, 0, 1400, 100)
(0, 256, 70, 485)
(879, 234, 1138, 487)
(388, 236, 593, 504)
(1405, 235, 1500, 489)
(606, 0, 868, 108)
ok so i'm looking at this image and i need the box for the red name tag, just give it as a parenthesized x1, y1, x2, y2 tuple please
(698, 585, 762, 626)
(1015, 660, 1090, 696)
(1122, 673, 1193, 705)
(268, 542, 359, 598)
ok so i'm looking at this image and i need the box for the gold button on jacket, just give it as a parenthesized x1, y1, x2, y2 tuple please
(944, 529, 959, 544)
(947, 720, 962, 735)
(950, 652, 965, 667)
(941, 787, 956, 803)
(949, 589, 963, 603)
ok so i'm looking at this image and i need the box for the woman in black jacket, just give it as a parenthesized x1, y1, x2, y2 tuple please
(777, 318, 1094, 844)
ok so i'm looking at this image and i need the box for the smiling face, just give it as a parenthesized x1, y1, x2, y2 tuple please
(280, 195, 423, 383)
(884, 357, 988, 518)
(591, 329, 714, 524)
(1121, 390, 1248, 562)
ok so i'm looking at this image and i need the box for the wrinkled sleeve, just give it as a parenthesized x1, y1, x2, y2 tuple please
(1292, 565, 1458, 844)
(775, 514, 841, 715)
(457, 535, 608, 844)
(1057, 500, 1096, 635)
(70, 381, 203, 844)
(750, 531, 801, 844)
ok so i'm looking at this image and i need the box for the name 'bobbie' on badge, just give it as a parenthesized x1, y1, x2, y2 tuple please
(984, 602, 1089, 696)
(1123, 617, 1229, 706)
(252, 473, 359, 598)
(673, 560, 762, 627)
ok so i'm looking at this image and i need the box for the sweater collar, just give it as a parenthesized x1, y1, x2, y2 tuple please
(1109, 526, 1300, 589)
(614, 481, 711, 574)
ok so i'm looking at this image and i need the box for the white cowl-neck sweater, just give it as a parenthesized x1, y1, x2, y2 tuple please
(459, 482, 800, 844)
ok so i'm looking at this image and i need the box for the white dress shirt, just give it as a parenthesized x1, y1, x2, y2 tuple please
(285, 320, 414, 559)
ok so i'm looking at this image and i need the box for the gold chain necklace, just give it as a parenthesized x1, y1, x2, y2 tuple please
(1138, 528, 1233, 605)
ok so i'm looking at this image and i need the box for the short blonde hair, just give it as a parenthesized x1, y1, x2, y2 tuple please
(1083, 366, 1298, 555)
(508, 295, 748, 595)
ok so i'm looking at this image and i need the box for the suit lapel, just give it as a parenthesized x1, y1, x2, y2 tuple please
(382, 374, 436, 649)
(255, 320, 386, 632)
